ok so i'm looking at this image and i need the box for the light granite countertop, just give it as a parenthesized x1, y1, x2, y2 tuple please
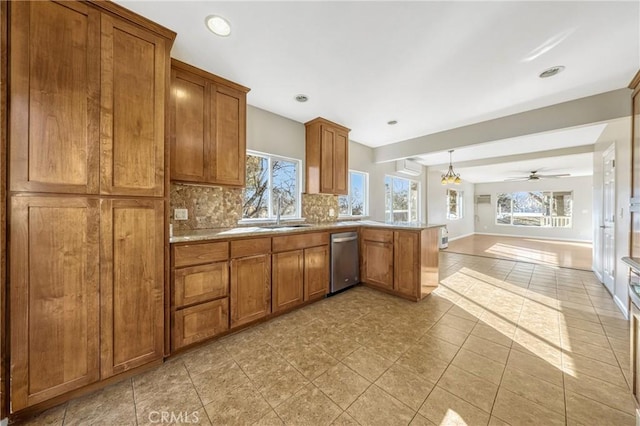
(170, 220, 444, 243)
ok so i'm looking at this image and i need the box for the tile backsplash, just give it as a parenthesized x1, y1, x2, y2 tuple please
(302, 193, 339, 224)
(170, 183, 242, 230)
(171, 183, 340, 229)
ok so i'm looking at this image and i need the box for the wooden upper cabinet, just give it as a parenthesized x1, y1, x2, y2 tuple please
(9, 1, 173, 197)
(170, 59, 249, 186)
(10, 196, 100, 410)
(100, 199, 165, 378)
(9, 1, 101, 194)
(305, 117, 350, 195)
(100, 15, 166, 197)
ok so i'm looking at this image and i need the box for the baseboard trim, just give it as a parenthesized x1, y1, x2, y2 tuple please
(448, 232, 475, 242)
(593, 269, 604, 283)
(473, 232, 592, 244)
(613, 294, 629, 319)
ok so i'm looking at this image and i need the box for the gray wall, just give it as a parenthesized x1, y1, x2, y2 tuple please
(246, 105, 428, 223)
(427, 169, 475, 240)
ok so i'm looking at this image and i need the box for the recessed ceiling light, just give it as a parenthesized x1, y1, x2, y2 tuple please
(387, 120, 398, 125)
(205, 15, 231, 37)
(295, 94, 309, 103)
(539, 65, 565, 78)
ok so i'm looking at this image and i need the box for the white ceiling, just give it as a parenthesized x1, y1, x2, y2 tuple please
(116, 0, 639, 149)
(433, 152, 594, 184)
(417, 123, 606, 166)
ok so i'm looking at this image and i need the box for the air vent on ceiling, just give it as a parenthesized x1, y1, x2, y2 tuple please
(475, 194, 491, 204)
(396, 159, 422, 176)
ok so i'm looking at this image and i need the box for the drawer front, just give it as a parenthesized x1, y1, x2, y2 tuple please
(361, 228, 393, 244)
(231, 238, 271, 258)
(174, 262, 229, 307)
(173, 242, 228, 267)
(173, 298, 229, 350)
(272, 232, 329, 252)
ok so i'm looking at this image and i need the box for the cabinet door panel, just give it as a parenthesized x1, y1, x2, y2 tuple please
(101, 15, 166, 196)
(10, 196, 100, 410)
(100, 199, 164, 378)
(304, 245, 329, 301)
(211, 85, 246, 186)
(171, 70, 208, 182)
(393, 231, 419, 298)
(334, 130, 349, 195)
(320, 126, 335, 193)
(173, 298, 229, 350)
(10, 1, 100, 194)
(174, 262, 229, 307)
(362, 240, 393, 289)
(230, 254, 271, 328)
(272, 250, 304, 312)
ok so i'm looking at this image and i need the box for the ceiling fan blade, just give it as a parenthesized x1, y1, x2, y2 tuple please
(537, 174, 571, 178)
(504, 177, 529, 181)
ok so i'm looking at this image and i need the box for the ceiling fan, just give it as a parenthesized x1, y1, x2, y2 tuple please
(505, 170, 570, 181)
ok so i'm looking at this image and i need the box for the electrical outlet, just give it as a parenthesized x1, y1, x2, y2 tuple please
(174, 208, 188, 220)
(329, 208, 335, 217)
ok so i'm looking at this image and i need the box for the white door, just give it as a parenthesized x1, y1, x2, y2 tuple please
(602, 145, 615, 293)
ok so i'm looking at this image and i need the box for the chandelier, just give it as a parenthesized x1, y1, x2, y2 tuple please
(441, 150, 461, 185)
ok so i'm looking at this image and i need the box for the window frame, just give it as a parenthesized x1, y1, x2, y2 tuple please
(240, 150, 302, 222)
(446, 188, 464, 221)
(338, 170, 369, 218)
(384, 175, 421, 224)
(495, 190, 573, 228)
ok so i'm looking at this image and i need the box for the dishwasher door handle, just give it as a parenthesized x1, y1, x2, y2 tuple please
(332, 236, 358, 243)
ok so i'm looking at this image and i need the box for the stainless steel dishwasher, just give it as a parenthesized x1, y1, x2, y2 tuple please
(330, 232, 359, 294)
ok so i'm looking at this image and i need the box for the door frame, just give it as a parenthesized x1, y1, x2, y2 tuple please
(601, 144, 616, 294)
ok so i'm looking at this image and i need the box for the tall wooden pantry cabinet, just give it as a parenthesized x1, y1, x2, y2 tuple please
(6, 0, 175, 412)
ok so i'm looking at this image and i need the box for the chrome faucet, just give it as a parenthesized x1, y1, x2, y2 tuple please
(276, 194, 282, 225)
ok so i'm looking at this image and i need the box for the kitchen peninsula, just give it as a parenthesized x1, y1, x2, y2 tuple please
(169, 221, 443, 351)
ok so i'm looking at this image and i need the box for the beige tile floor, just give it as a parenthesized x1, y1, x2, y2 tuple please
(20, 252, 634, 425)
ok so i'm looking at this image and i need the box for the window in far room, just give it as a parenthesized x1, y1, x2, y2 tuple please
(447, 188, 463, 220)
(384, 175, 420, 223)
(242, 151, 301, 220)
(338, 171, 368, 217)
(496, 191, 572, 227)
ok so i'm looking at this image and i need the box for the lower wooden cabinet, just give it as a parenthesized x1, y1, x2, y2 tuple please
(361, 239, 394, 289)
(360, 227, 440, 301)
(10, 196, 101, 410)
(272, 250, 304, 312)
(304, 245, 329, 300)
(100, 199, 165, 378)
(173, 298, 229, 350)
(394, 231, 419, 298)
(9, 196, 165, 410)
(631, 301, 640, 407)
(230, 252, 271, 328)
(174, 262, 229, 307)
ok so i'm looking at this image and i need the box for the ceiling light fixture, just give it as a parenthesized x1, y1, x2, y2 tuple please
(539, 65, 565, 78)
(441, 150, 461, 185)
(295, 94, 309, 103)
(387, 120, 398, 125)
(205, 15, 231, 37)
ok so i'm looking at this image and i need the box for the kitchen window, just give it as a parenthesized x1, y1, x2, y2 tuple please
(384, 175, 420, 223)
(496, 191, 572, 227)
(339, 171, 369, 217)
(242, 151, 301, 220)
(447, 189, 463, 220)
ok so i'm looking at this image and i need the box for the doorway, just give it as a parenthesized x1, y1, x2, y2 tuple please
(601, 144, 616, 294)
